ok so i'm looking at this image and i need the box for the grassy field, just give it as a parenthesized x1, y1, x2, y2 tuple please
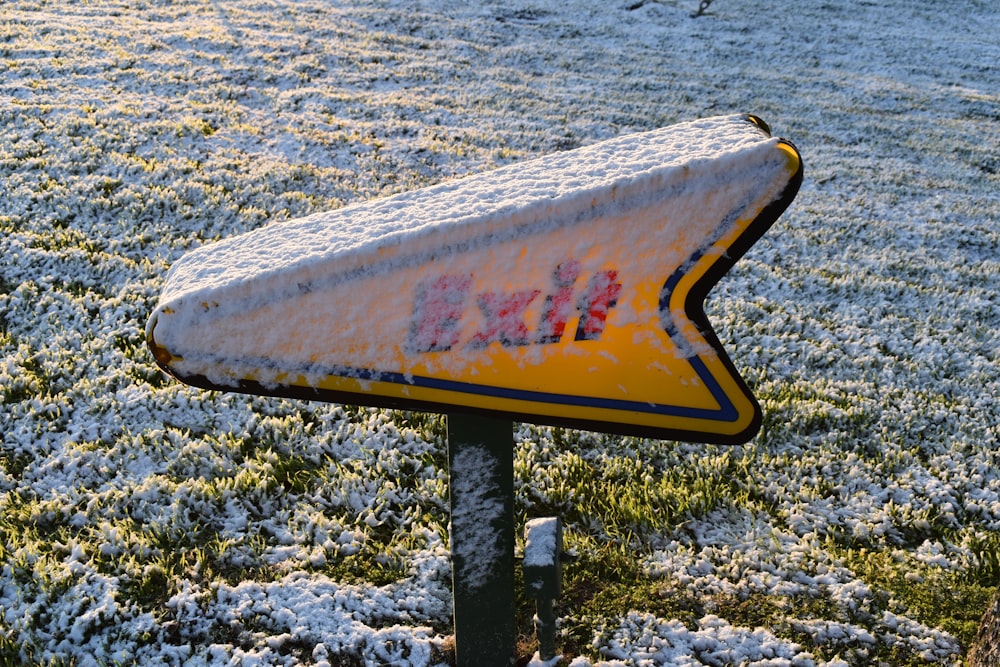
(1, 0, 999, 665)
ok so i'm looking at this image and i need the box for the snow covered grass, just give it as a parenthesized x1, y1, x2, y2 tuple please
(1, 0, 998, 665)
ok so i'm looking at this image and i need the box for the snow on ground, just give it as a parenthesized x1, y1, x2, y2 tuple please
(1, 0, 998, 665)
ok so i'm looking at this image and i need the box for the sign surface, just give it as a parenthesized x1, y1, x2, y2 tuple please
(147, 114, 802, 443)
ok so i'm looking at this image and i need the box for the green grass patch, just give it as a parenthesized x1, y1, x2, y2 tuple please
(841, 547, 994, 648)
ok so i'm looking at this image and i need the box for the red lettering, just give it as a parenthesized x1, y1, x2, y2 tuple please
(408, 263, 622, 353)
(575, 270, 622, 341)
(407, 274, 472, 352)
(467, 290, 541, 349)
(536, 260, 583, 344)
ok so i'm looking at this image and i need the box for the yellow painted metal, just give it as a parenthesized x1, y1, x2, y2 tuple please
(147, 116, 802, 443)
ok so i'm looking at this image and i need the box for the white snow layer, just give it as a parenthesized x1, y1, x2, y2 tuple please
(154, 114, 775, 306)
(524, 517, 561, 569)
(448, 444, 506, 593)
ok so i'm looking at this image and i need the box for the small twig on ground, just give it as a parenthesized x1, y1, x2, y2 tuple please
(625, 0, 714, 17)
(691, 0, 714, 17)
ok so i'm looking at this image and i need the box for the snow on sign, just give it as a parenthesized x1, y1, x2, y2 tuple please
(147, 114, 802, 444)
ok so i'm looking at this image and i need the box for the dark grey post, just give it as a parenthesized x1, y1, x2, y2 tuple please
(524, 516, 563, 660)
(447, 413, 516, 667)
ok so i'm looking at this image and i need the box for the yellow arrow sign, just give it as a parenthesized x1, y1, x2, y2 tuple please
(147, 114, 801, 443)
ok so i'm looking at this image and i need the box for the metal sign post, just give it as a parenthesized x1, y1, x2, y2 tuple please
(524, 516, 563, 661)
(447, 413, 516, 667)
